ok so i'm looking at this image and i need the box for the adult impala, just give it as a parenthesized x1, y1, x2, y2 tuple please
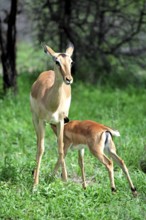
(51, 120, 137, 196)
(30, 44, 74, 187)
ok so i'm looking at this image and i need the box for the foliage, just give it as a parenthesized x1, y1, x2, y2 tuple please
(16, 42, 146, 89)
(0, 72, 146, 219)
(26, 0, 146, 82)
(16, 43, 48, 74)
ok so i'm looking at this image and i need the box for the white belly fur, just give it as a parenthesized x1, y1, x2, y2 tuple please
(70, 144, 88, 151)
(49, 96, 71, 124)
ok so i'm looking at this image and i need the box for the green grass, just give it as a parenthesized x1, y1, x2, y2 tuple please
(0, 72, 146, 219)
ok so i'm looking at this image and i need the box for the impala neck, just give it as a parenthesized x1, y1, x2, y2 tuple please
(54, 65, 65, 87)
(45, 66, 69, 112)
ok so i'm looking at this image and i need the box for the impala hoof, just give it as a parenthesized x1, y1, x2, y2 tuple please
(82, 183, 87, 189)
(111, 187, 117, 193)
(131, 187, 138, 197)
(32, 184, 38, 193)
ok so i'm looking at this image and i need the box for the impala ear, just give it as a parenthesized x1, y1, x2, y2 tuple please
(66, 42, 74, 56)
(44, 45, 57, 57)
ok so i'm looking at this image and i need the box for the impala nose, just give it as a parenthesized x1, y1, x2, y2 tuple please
(65, 77, 73, 85)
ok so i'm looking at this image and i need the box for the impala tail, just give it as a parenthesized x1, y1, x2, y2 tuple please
(107, 129, 120, 137)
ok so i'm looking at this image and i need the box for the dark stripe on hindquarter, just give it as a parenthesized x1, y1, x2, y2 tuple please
(105, 131, 112, 146)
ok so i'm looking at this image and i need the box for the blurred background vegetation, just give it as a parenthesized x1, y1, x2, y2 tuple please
(0, 0, 146, 94)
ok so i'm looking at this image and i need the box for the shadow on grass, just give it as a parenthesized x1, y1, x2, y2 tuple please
(0, 157, 34, 187)
(0, 161, 18, 183)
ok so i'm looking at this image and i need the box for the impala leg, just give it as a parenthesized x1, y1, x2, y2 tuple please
(109, 144, 137, 195)
(91, 147, 116, 192)
(55, 120, 67, 181)
(32, 113, 39, 180)
(33, 118, 45, 187)
(53, 159, 61, 176)
(53, 141, 69, 177)
(78, 149, 87, 189)
(100, 154, 116, 192)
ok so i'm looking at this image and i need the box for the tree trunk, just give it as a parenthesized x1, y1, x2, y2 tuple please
(0, 0, 18, 94)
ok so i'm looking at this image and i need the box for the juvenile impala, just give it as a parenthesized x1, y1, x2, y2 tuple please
(51, 120, 137, 196)
(30, 44, 74, 187)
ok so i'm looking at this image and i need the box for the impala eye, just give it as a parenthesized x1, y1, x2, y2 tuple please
(55, 60, 60, 66)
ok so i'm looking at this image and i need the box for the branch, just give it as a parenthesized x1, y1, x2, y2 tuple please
(109, 3, 146, 53)
(115, 46, 146, 57)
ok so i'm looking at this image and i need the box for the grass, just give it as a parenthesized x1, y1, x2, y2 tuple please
(0, 73, 146, 219)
